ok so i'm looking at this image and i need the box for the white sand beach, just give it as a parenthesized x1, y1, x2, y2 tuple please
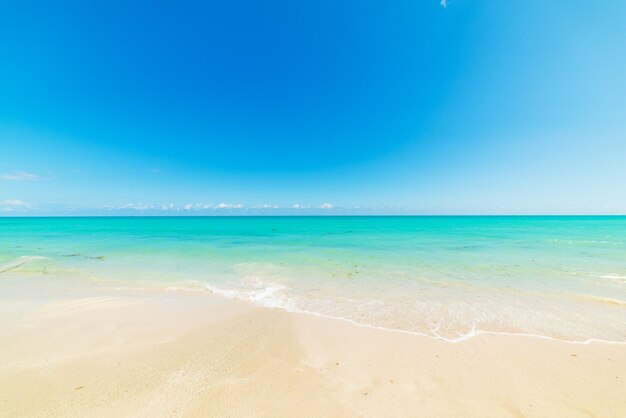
(1, 274, 624, 417)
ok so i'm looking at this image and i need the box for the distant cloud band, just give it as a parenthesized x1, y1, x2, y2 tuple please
(105, 202, 332, 211)
(0, 201, 344, 214)
(0, 171, 40, 181)
(0, 199, 32, 212)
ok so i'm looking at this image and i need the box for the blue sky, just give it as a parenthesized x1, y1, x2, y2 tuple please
(1, 0, 625, 215)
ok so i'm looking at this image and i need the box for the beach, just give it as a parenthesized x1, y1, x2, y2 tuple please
(1, 216, 625, 416)
(1, 273, 625, 417)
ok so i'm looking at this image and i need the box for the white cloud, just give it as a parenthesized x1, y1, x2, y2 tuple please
(119, 203, 155, 210)
(319, 203, 333, 209)
(2, 199, 31, 207)
(216, 203, 243, 209)
(440, 0, 447, 7)
(0, 171, 40, 181)
(0, 199, 32, 211)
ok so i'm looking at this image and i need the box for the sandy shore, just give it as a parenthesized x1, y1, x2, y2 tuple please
(1, 274, 624, 417)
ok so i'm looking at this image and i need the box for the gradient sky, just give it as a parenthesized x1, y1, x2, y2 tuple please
(1, 0, 625, 215)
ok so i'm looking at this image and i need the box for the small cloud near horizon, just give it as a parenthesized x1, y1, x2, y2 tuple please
(216, 203, 243, 209)
(0, 171, 41, 181)
(2, 199, 31, 207)
(1, 199, 32, 211)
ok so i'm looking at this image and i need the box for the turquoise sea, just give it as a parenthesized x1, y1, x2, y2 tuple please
(1, 216, 625, 342)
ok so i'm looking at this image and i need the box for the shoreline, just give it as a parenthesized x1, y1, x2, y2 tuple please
(1, 274, 625, 417)
(64, 277, 626, 346)
(207, 283, 626, 345)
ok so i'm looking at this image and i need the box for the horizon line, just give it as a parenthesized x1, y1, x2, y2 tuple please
(1, 214, 625, 218)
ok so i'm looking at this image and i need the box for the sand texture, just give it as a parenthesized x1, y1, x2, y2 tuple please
(1, 275, 625, 417)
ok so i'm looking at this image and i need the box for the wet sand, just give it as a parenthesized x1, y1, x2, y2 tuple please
(1, 274, 625, 417)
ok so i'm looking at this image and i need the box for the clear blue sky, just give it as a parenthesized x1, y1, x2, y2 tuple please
(1, 0, 625, 215)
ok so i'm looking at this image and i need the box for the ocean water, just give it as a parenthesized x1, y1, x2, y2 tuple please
(1, 216, 625, 343)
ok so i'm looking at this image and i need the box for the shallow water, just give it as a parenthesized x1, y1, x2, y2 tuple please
(1, 216, 625, 342)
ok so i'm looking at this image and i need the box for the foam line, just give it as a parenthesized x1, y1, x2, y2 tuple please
(202, 283, 626, 346)
(0, 256, 47, 273)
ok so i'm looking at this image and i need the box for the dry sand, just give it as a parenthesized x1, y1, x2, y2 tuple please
(1, 274, 625, 417)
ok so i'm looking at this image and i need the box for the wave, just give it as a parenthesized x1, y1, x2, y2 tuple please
(600, 274, 626, 283)
(206, 277, 294, 310)
(201, 278, 626, 345)
(0, 256, 47, 274)
(572, 293, 626, 307)
(10, 258, 622, 345)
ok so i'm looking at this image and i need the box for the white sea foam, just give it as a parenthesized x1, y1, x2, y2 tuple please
(7, 255, 622, 345)
(201, 277, 626, 345)
(600, 274, 626, 283)
(29, 264, 625, 346)
(206, 277, 295, 310)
